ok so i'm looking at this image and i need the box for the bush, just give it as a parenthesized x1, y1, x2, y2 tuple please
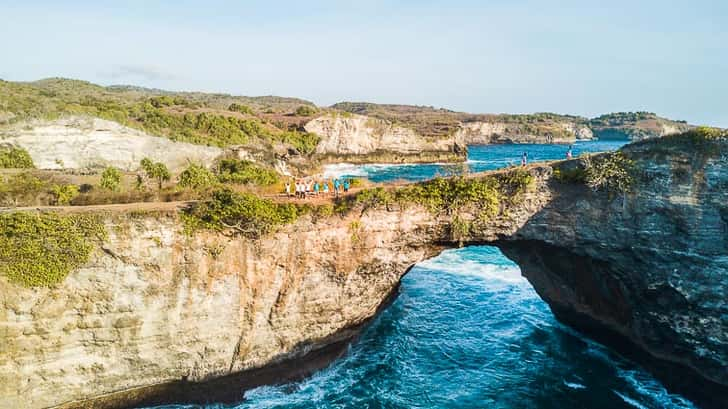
(217, 159, 279, 185)
(584, 152, 635, 193)
(0, 146, 35, 168)
(228, 103, 254, 115)
(100, 167, 122, 191)
(183, 188, 301, 238)
(178, 163, 217, 190)
(295, 105, 318, 116)
(51, 184, 79, 205)
(0, 212, 106, 287)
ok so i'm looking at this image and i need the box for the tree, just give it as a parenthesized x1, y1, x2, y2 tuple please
(100, 167, 122, 191)
(51, 184, 79, 205)
(140, 158, 171, 191)
(178, 163, 216, 190)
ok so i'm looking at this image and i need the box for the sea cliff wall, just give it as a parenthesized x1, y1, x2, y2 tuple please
(1, 132, 726, 408)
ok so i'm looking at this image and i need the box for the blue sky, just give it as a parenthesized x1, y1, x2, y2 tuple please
(1, 0, 726, 126)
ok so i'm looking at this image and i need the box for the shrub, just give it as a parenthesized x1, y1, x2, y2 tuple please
(178, 163, 217, 190)
(584, 152, 635, 193)
(228, 103, 254, 115)
(217, 159, 279, 186)
(295, 105, 318, 116)
(0, 212, 106, 287)
(100, 167, 122, 191)
(0, 146, 35, 168)
(51, 184, 79, 205)
(140, 158, 171, 190)
(183, 188, 300, 238)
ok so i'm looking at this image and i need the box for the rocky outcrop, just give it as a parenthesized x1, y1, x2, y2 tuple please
(0, 116, 223, 171)
(1, 133, 726, 408)
(455, 120, 594, 145)
(304, 114, 466, 163)
(492, 137, 728, 408)
(0, 207, 450, 409)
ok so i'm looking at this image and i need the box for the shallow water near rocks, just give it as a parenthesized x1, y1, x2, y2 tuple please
(149, 142, 697, 408)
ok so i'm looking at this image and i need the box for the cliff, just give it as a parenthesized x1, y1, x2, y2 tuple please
(303, 113, 466, 163)
(493, 132, 728, 408)
(2, 132, 726, 408)
(0, 207, 445, 408)
(589, 111, 693, 140)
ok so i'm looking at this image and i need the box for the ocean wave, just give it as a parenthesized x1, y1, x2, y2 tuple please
(415, 247, 526, 284)
(563, 380, 587, 389)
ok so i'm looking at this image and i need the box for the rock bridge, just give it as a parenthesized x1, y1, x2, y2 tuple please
(1, 136, 726, 409)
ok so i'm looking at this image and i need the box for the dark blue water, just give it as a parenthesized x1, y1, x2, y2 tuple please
(149, 142, 696, 409)
(324, 141, 628, 183)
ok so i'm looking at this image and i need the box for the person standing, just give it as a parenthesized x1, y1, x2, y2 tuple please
(323, 180, 330, 196)
(343, 179, 350, 193)
(521, 152, 528, 166)
(566, 145, 573, 159)
(285, 181, 291, 197)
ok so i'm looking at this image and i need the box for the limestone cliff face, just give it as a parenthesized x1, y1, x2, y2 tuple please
(0, 116, 223, 172)
(304, 114, 465, 162)
(0, 207, 447, 409)
(455, 120, 594, 145)
(2, 135, 726, 408)
(493, 139, 728, 408)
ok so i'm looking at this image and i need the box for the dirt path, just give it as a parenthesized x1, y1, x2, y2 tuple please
(0, 163, 553, 214)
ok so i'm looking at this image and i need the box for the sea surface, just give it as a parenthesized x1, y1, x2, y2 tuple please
(150, 141, 696, 409)
(322, 140, 628, 182)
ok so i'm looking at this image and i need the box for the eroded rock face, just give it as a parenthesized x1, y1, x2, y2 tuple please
(455, 121, 594, 145)
(494, 140, 728, 408)
(304, 114, 464, 160)
(1, 137, 726, 408)
(0, 208, 448, 409)
(0, 116, 223, 171)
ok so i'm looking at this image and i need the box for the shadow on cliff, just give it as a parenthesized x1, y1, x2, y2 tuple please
(486, 173, 727, 409)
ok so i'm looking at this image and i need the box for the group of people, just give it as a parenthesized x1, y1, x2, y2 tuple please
(285, 178, 351, 199)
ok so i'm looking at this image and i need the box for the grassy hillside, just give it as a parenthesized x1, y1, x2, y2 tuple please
(0, 78, 322, 153)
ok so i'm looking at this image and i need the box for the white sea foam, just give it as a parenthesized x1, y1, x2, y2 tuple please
(563, 380, 587, 389)
(322, 163, 370, 178)
(614, 391, 650, 409)
(416, 248, 526, 284)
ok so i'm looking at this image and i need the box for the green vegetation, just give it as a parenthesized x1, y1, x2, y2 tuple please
(100, 167, 122, 191)
(51, 184, 79, 205)
(0, 173, 47, 206)
(342, 168, 534, 216)
(589, 112, 658, 127)
(295, 105, 318, 116)
(0, 146, 35, 168)
(140, 158, 171, 190)
(583, 152, 635, 193)
(0, 212, 106, 287)
(0, 78, 322, 153)
(178, 163, 217, 190)
(182, 188, 301, 238)
(228, 103, 254, 115)
(217, 159, 279, 185)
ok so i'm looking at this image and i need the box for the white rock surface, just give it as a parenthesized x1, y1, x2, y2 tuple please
(0, 116, 223, 171)
(304, 114, 461, 155)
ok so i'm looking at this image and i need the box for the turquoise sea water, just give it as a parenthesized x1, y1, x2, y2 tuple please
(150, 142, 697, 409)
(323, 141, 628, 182)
